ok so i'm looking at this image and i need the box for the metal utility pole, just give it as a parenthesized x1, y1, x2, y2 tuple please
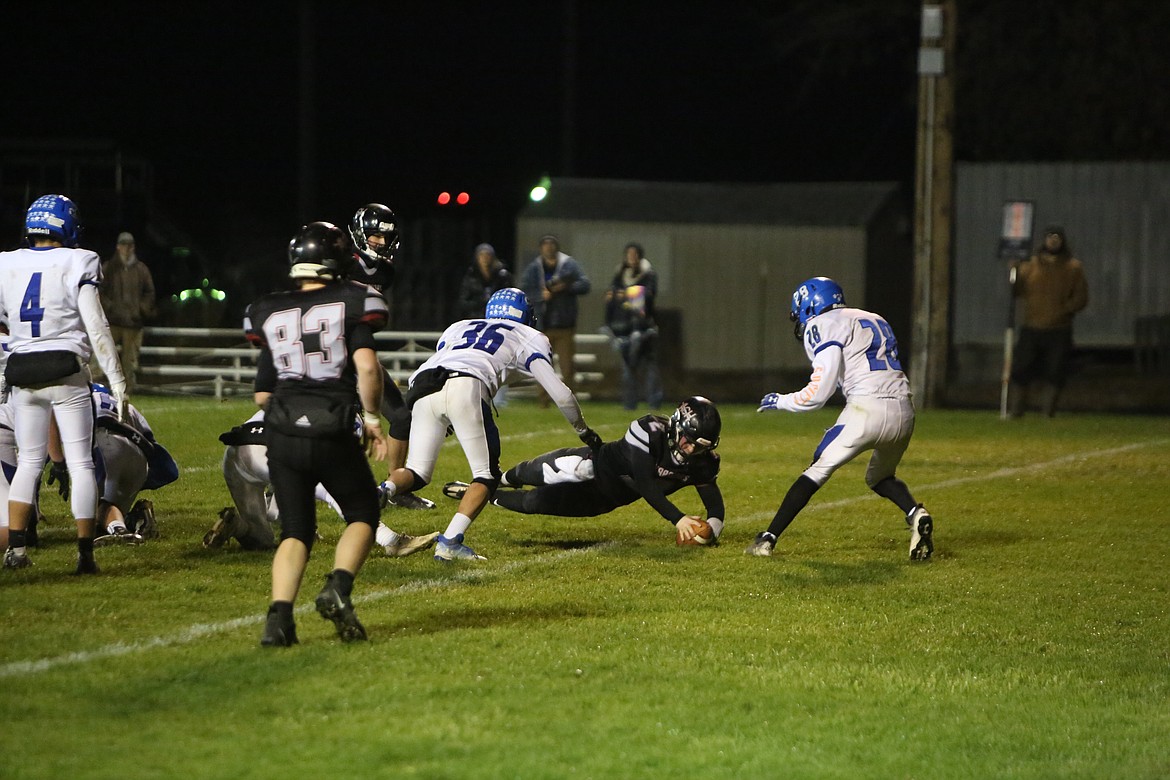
(910, 0, 956, 408)
(297, 0, 316, 224)
(559, 0, 578, 176)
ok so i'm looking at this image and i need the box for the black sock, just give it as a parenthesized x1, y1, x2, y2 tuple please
(330, 569, 356, 599)
(77, 537, 95, 559)
(766, 475, 821, 538)
(9, 530, 27, 550)
(870, 476, 918, 515)
(269, 600, 294, 620)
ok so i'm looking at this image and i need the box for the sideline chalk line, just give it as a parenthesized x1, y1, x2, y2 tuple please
(5, 438, 1165, 677)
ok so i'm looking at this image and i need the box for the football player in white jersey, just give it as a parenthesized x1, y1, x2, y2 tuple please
(89, 383, 177, 545)
(746, 277, 934, 561)
(380, 288, 602, 561)
(0, 195, 127, 574)
(205, 409, 439, 556)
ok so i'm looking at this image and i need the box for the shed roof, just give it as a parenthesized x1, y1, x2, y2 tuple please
(519, 178, 901, 227)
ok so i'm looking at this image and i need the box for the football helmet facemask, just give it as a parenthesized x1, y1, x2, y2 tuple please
(25, 194, 82, 247)
(288, 222, 353, 281)
(667, 396, 721, 462)
(350, 203, 400, 266)
(789, 277, 846, 339)
(485, 287, 533, 325)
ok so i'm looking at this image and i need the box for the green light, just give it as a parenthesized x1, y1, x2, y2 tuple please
(211, 289, 227, 301)
(179, 290, 191, 302)
(202, 278, 210, 287)
(529, 175, 552, 202)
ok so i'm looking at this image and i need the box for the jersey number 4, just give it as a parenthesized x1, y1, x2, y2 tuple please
(21, 272, 46, 337)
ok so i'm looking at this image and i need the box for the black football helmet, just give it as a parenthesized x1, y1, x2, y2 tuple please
(667, 396, 721, 462)
(288, 222, 353, 281)
(350, 203, 400, 265)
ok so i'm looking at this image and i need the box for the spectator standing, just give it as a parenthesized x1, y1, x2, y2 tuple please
(457, 242, 516, 407)
(99, 232, 156, 392)
(1008, 225, 1089, 417)
(456, 243, 514, 320)
(604, 242, 663, 410)
(520, 235, 590, 407)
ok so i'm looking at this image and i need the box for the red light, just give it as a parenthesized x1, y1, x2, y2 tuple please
(437, 192, 451, 205)
(456, 192, 470, 205)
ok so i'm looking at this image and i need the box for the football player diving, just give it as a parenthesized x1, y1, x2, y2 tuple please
(443, 396, 725, 545)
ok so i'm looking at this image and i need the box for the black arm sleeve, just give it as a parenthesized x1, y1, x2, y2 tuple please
(626, 448, 686, 524)
(696, 482, 725, 520)
(254, 346, 277, 393)
(349, 322, 377, 352)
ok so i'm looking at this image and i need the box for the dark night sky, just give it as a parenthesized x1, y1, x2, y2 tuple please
(2, 2, 919, 267)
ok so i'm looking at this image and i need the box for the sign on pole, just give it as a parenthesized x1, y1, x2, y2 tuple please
(999, 200, 1034, 418)
(998, 200, 1034, 261)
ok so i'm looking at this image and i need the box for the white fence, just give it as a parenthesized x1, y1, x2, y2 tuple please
(138, 327, 610, 399)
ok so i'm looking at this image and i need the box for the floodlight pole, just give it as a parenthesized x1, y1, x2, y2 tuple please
(910, 0, 956, 408)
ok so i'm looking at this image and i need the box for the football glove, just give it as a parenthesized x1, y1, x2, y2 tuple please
(578, 427, 603, 452)
(757, 392, 783, 412)
(47, 460, 71, 500)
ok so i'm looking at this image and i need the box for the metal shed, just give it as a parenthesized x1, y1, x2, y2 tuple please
(955, 161, 1170, 350)
(515, 178, 911, 378)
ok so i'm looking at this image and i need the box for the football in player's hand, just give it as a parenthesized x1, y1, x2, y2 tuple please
(677, 518, 714, 546)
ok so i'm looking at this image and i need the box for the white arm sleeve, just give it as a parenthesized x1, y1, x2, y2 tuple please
(777, 346, 844, 412)
(78, 284, 128, 397)
(529, 358, 587, 432)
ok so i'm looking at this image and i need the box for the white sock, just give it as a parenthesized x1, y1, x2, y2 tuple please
(443, 513, 473, 540)
(380, 479, 398, 497)
(375, 523, 399, 547)
(107, 520, 128, 535)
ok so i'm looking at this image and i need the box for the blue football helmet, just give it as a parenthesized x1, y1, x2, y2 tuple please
(789, 277, 846, 339)
(485, 287, 532, 325)
(25, 194, 81, 247)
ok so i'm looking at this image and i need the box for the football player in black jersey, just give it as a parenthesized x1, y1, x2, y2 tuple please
(443, 397, 725, 544)
(347, 203, 435, 514)
(246, 222, 390, 647)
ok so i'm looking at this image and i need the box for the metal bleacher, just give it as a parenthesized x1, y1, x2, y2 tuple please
(137, 327, 608, 400)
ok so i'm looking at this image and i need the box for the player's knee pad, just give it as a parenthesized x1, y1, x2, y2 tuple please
(472, 476, 500, 497)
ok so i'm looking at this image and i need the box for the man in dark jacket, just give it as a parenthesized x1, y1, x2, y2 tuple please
(519, 235, 590, 406)
(100, 232, 156, 392)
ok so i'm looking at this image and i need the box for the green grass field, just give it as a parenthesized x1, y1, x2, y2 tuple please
(1, 397, 1168, 779)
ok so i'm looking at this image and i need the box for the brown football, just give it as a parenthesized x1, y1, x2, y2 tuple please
(677, 519, 714, 546)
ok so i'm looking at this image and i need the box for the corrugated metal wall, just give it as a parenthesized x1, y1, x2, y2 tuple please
(955, 162, 1170, 347)
(514, 219, 867, 371)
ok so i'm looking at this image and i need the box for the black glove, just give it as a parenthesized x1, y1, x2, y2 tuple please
(579, 428, 603, 452)
(47, 460, 70, 500)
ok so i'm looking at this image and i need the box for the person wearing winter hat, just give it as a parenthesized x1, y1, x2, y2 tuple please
(99, 232, 156, 392)
(1008, 225, 1089, 417)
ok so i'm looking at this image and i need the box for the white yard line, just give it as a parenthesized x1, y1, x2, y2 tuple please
(5, 438, 1165, 678)
(0, 544, 613, 679)
(739, 438, 1169, 523)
